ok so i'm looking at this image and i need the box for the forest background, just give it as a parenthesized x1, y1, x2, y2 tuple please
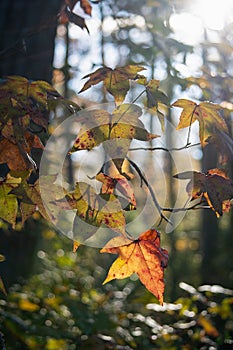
(0, 0, 233, 349)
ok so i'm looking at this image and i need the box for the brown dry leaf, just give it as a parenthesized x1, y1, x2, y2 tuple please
(0, 132, 44, 172)
(80, 0, 92, 15)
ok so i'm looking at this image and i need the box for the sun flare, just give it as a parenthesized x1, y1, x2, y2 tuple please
(170, 0, 233, 45)
(191, 0, 233, 30)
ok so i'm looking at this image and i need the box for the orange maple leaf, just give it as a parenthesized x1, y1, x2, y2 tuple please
(100, 229, 168, 304)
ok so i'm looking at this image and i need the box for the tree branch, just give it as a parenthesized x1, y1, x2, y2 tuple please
(126, 156, 172, 225)
(129, 142, 200, 152)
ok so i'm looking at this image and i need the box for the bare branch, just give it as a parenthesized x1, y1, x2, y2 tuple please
(162, 202, 211, 213)
(126, 156, 172, 225)
(129, 142, 200, 152)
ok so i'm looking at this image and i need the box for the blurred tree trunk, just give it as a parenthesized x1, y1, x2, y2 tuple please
(200, 144, 218, 284)
(0, 0, 63, 288)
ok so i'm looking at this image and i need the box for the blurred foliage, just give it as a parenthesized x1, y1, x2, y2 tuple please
(0, 232, 232, 350)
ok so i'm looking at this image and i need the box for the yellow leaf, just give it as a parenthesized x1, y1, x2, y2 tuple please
(19, 299, 40, 312)
(80, 65, 145, 104)
(172, 99, 228, 146)
(0, 254, 5, 262)
(73, 240, 81, 252)
(0, 276, 7, 296)
(198, 315, 219, 337)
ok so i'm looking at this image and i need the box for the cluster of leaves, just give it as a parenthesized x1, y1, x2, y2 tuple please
(59, 0, 100, 32)
(0, 76, 79, 227)
(0, 236, 232, 349)
(1, 64, 233, 303)
(60, 64, 233, 303)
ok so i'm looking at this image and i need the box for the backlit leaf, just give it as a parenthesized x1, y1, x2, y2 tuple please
(0, 76, 61, 133)
(11, 175, 61, 223)
(145, 79, 169, 132)
(80, 0, 92, 15)
(56, 182, 126, 236)
(96, 172, 136, 208)
(59, 4, 89, 32)
(101, 229, 168, 304)
(69, 104, 159, 153)
(172, 99, 228, 146)
(174, 168, 233, 217)
(80, 65, 145, 104)
(206, 130, 233, 165)
(73, 240, 81, 253)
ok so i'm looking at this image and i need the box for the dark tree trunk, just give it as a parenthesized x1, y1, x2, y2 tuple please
(200, 144, 219, 284)
(0, 0, 63, 288)
(0, 0, 62, 81)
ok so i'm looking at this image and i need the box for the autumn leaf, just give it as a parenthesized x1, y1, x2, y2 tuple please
(80, 0, 92, 15)
(10, 175, 62, 224)
(19, 299, 40, 312)
(172, 99, 228, 146)
(69, 104, 159, 154)
(198, 315, 219, 337)
(96, 172, 136, 208)
(145, 79, 169, 131)
(101, 229, 168, 304)
(55, 182, 126, 236)
(0, 174, 21, 227)
(0, 132, 44, 172)
(205, 129, 233, 165)
(0, 277, 7, 296)
(174, 168, 233, 217)
(59, 3, 89, 32)
(79, 65, 145, 104)
(0, 76, 61, 133)
(73, 240, 81, 253)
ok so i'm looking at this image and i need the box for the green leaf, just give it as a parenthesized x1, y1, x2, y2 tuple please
(0, 174, 21, 227)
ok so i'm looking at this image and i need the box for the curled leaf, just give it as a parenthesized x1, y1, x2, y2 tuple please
(174, 168, 233, 217)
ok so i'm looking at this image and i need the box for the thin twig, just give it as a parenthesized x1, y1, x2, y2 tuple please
(162, 203, 211, 213)
(129, 142, 200, 152)
(126, 156, 172, 225)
